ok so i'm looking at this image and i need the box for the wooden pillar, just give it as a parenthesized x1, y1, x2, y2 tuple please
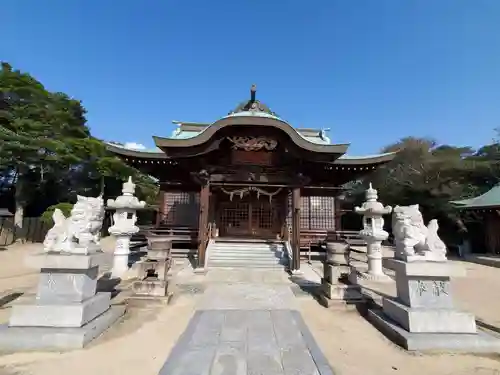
(156, 190, 165, 228)
(281, 193, 289, 241)
(291, 187, 301, 271)
(197, 184, 210, 268)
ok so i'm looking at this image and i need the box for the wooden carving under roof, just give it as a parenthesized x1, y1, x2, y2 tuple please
(227, 136, 278, 151)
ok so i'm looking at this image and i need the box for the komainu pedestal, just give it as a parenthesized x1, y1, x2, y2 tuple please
(319, 240, 364, 309)
(132, 238, 172, 297)
(368, 258, 500, 352)
(0, 194, 125, 351)
(0, 253, 126, 351)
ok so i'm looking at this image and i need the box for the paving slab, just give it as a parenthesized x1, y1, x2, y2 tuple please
(158, 309, 334, 375)
(197, 283, 297, 311)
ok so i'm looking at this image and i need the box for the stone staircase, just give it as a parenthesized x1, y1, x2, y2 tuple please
(207, 239, 286, 268)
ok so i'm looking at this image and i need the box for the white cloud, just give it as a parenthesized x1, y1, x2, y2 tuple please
(124, 142, 146, 150)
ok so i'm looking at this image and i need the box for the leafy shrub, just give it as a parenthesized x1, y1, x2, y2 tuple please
(41, 203, 73, 224)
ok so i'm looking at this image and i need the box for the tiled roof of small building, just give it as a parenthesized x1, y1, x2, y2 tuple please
(451, 184, 500, 209)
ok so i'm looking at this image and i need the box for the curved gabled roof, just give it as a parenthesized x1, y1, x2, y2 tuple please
(154, 115, 349, 154)
(153, 85, 344, 153)
(107, 86, 398, 165)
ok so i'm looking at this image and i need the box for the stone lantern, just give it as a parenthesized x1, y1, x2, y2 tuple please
(107, 176, 146, 278)
(354, 183, 392, 281)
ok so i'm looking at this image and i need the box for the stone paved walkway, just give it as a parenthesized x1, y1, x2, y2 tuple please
(158, 272, 335, 375)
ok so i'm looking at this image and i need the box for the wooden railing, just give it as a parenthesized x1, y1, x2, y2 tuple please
(298, 229, 360, 248)
(140, 225, 198, 244)
(298, 229, 362, 262)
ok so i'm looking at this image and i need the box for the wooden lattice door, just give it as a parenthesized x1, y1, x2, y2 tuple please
(251, 200, 276, 237)
(219, 201, 251, 237)
(218, 197, 281, 238)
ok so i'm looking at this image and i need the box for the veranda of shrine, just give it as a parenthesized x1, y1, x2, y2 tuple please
(107, 86, 396, 271)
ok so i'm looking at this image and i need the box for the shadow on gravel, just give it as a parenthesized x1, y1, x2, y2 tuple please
(0, 292, 23, 309)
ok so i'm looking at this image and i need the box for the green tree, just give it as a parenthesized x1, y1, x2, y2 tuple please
(0, 62, 74, 229)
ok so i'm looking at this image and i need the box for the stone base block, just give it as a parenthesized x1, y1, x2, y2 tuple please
(147, 239, 172, 251)
(349, 268, 393, 284)
(36, 266, 99, 303)
(126, 293, 174, 308)
(383, 298, 476, 333)
(367, 308, 500, 352)
(0, 305, 126, 352)
(358, 272, 393, 283)
(322, 280, 364, 302)
(146, 248, 170, 261)
(383, 258, 465, 277)
(323, 264, 349, 284)
(133, 279, 168, 297)
(135, 260, 169, 281)
(9, 292, 111, 328)
(26, 252, 107, 270)
(193, 267, 207, 275)
(318, 294, 362, 311)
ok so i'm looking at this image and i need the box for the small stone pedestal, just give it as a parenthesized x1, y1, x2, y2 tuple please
(132, 239, 171, 297)
(368, 259, 500, 352)
(319, 241, 364, 309)
(0, 253, 126, 351)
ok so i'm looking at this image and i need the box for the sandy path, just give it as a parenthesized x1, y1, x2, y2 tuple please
(300, 299, 500, 375)
(0, 294, 196, 375)
(1, 241, 500, 374)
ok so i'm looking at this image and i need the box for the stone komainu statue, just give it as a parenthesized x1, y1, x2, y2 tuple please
(43, 195, 105, 254)
(391, 204, 447, 262)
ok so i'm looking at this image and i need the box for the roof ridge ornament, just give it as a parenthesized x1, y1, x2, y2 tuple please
(250, 84, 256, 102)
(227, 84, 280, 118)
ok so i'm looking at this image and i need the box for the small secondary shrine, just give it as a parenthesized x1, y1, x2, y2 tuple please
(452, 184, 500, 254)
(107, 85, 396, 270)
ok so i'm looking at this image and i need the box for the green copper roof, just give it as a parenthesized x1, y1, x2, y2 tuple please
(451, 184, 500, 209)
(170, 129, 202, 139)
(169, 119, 332, 145)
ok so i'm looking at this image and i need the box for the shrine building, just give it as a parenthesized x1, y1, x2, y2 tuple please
(107, 86, 396, 271)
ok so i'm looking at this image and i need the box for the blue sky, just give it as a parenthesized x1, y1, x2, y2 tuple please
(2, 0, 500, 155)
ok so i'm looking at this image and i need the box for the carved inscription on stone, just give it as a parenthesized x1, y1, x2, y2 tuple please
(416, 280, 448, 297)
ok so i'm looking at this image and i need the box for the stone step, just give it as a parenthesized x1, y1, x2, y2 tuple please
(210, 256, 282, 261)
(208, 240, 286, 268)
(208, 256, 284, 262)
(209, 263, 285, 268)
(212, 245, 283, 250)
(209, 258, 283, 263)
(214, 244, 283, 247)
(212, 247, 283, 254)
(214, 238, 283, 243)
(212, 249, 283, 253)
(207, 261, 285, 268)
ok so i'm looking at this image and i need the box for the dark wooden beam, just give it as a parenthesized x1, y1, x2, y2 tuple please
(210, 182, 344, 189)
